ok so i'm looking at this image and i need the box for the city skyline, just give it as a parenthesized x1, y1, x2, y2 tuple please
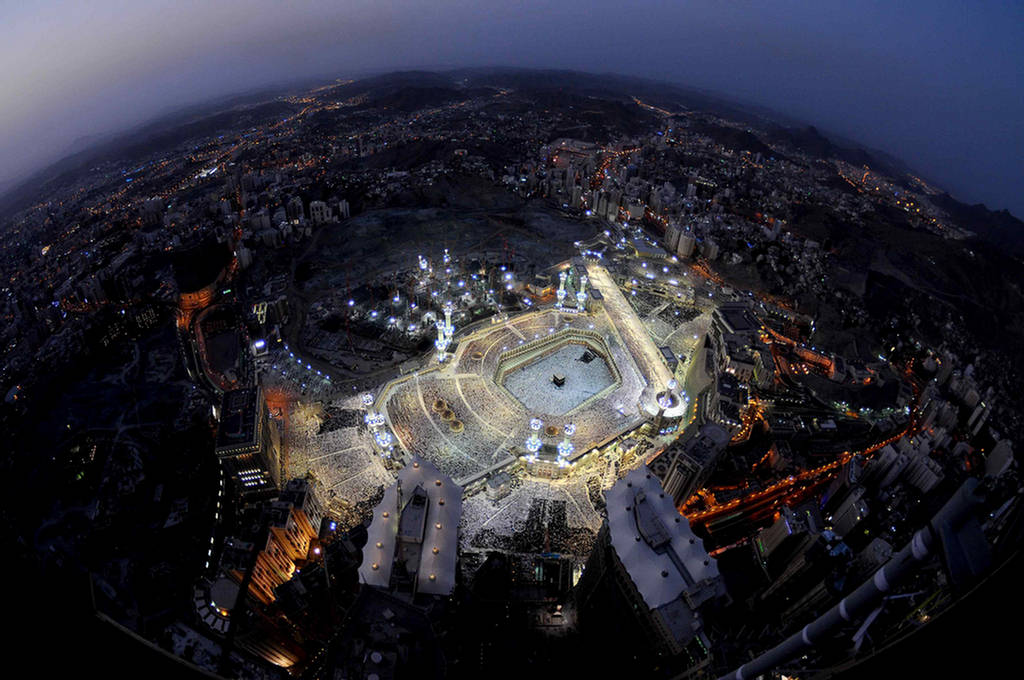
(2, 2, 1024, 218)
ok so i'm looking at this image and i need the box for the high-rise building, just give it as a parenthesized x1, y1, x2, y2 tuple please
(309, 200, 332, 225)
(754, 505, 821, 578)
(676, 232, 696, 259)
(664, 223, 682, 252)
(828, 486, 869, 538)
(239, 480, 323, 606)
(286, 196, 305, 221)
(576, 468, 727, 665)
(702, 239, 719, 261)
(650, 423, 730, 505)
(904, 455, 944, 493)
(216, 386, 283, 501)
(821, 458, 862, 515)
(985, 439, 1015, 478)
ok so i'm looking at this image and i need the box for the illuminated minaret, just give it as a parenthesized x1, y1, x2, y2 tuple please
(555, 271, 568, 309)
(557, 423, 576, 468)
(653, 379, 683, 433)
(525, 417, 544, 463)
(435, 320, 449, 362)
(575, 274, 589, 310)
(443, 300, 454, 335)
(434, 301, 455, 362)
(363, 393, 392, 457)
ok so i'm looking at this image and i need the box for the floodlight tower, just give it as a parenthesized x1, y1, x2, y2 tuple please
(525, 417, 544, 463)
(555, 271, 568, 309)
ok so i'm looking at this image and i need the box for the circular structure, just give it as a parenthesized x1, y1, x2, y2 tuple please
(657, 390, 680, 409)
(441, 409, 455, 421)
(449, 419, 464, 433)
(471, 351, 484, 360)
(432, 398, 448, 413)
(545, 425, 559, 437)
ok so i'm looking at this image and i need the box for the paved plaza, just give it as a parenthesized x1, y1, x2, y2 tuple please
(502, 343, 616, 415)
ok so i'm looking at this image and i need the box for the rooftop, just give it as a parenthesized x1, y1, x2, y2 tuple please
(216, 387, 261, 450)
(360, 457, 462, 596)
(606, 467, 722, 611)
(716, 303, 760, 334)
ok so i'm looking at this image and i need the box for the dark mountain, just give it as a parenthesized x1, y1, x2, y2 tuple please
(0, 98, 302, 215)
(931, 192, 1024, 254)
(691, 121, 787, 161)
(765, 125, 902, 176)
(363, 86, 495, 113)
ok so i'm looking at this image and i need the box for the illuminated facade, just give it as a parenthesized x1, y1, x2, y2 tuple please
(215, 386, 283, 500)
(649, 423, 730, 505)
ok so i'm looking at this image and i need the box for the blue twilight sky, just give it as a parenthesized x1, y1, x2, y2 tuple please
(2, 1, 1022, 217)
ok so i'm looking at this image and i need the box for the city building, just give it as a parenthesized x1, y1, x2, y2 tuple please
(576, 467, 728, 666)
(359, 457, 462, 599)
(215, 386, 283, 500)
(650, 423, 731, 504)
(309, 200, 332, 225)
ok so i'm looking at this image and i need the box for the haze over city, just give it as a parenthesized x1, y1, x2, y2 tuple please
(3, 1, 1023, 217)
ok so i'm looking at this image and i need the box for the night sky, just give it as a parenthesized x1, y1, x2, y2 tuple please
(3, 1, 1022, 217)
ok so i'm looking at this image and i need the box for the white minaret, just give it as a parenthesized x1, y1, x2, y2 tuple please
(363, 392, 392, 456)
(575, 274, 588, 310)
(435, 320, 450, 362)
(525, 417, 544, 463)
(556, 271, 568, 308)
(435, 301, 455, 362)
(557, 423, 575, 467)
